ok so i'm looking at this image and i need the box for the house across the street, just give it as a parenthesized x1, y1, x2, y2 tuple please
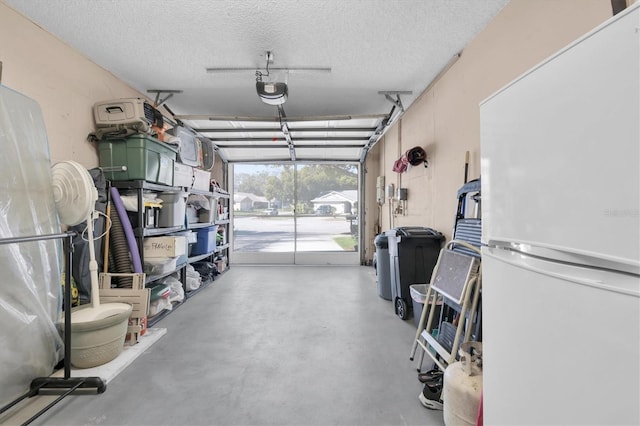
(310, 190, 357, 215)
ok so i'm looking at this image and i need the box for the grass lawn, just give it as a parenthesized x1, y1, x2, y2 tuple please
(333, 235, 356, 250)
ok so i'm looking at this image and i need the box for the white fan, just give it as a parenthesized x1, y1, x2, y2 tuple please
(52, 161, 131, 322)
(52, 161, 97, 227)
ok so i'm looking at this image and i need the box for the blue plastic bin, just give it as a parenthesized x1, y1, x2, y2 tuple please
(192, 225, 219, 255)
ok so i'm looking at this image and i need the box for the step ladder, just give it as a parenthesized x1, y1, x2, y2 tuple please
(409, 240, 482, 372)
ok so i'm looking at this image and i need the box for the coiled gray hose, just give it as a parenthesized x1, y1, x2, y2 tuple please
(109, 205, 133, 287)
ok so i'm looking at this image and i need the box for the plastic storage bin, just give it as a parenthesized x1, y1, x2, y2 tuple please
(192, 225, 219, 255)
(98, 134, 177, 185)
(192, 168, 211, 191)
(167, 125, 200, 167)
(410, 284, 441, 330)
(143, 256, 178, 275)
(386, 227, 444, 320)
(157, 192, 188, 227)
(374, 234, 392, 300)
(127, 206, 159, 229)
(173, 162, 193, 188)
(169, 230, 196, 264)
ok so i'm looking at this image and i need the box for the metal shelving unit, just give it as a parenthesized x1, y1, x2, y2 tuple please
(187, 222, 213, 230)
(215, 243, 230, 253)
(188, 251, 216, 264)
(109, 178, 230, 326)
(110, 180, 183, 266)
(143, 226, 184, 237)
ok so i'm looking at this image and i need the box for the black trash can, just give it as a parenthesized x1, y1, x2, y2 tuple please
(385, 227, 444, 320)
(374, 234, 392, 301)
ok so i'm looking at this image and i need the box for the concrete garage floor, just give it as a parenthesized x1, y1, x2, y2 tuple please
(13, 265, 444, 426)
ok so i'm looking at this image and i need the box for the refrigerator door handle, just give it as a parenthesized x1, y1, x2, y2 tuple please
(486, 239, 640, 276)
(485, 247, 640, 298)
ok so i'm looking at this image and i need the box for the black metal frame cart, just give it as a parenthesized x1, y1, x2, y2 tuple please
(0, 232, 105, 426)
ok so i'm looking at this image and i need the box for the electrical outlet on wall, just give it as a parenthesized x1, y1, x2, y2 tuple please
(386, 183, 395, 199)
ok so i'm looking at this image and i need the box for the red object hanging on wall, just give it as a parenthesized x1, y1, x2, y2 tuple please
(393, 146, 427, 173)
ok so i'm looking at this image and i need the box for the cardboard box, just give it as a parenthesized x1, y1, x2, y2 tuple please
(143, 236, 187, 258)
(215, 257, 227, 273)
(128, 316, 147, 342)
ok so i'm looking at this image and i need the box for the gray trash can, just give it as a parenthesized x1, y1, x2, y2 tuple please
(386, 227, 444, 320)
(374, 234, 391, 300)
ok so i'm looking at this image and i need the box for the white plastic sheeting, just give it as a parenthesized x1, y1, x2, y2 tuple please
(0, 85, 63, 406)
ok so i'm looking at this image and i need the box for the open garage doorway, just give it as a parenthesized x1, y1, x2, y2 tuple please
(231, 163, 360, 265)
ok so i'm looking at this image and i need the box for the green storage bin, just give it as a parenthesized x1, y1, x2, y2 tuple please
(98, 134, 177, 185)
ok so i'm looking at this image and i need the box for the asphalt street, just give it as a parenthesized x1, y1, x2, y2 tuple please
(233, 215, 354, 252)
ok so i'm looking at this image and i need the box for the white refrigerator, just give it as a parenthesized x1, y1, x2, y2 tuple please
(480, 4, 639, 425)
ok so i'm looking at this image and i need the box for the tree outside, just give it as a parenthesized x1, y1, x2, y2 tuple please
(235, 164, 357, 211)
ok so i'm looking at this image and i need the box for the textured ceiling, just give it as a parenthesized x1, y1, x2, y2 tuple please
(5, 0, 509, 161)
